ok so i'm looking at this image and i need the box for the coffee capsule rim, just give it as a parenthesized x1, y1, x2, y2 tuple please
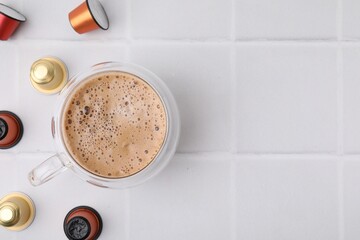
(30, 57, 69, 95)
(0, 192, 35, 231)
(0, 111, 23, 150)
(64, 206, 103, 240)
(85, 0, 109, 30)
(0, 3, 26, 22)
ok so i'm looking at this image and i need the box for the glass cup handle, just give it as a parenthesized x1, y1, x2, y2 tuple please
(28, 154, 68, 186)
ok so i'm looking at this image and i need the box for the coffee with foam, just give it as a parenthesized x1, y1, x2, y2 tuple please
(61, 71, 167, 178)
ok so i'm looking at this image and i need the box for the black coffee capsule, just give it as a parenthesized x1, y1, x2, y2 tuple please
(0, 111, 23, 149)
(64, 206, 102, 240)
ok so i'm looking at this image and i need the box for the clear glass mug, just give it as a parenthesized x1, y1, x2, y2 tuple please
(28, 62, 180, 188)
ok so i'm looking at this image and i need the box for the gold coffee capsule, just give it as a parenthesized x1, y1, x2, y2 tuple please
(0, 192, 35, 231)
(30, 57, 68, 94)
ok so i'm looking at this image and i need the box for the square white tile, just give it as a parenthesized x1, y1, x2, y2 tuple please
(129, 155, 231, 240)
(235, 157, 339, 240)
(131, 0, 231, 39)
(130, 43, 231, 152)
(343, 0, 360, 39)
(236, 44, 337, 153)
(17, 42, 127, 152)
(21, 0, 126, 40)
(343, 46, 360, 153)
(343, 158, 360, 240)
(235, 0, 337, 39)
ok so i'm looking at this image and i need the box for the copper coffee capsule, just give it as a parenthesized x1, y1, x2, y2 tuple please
(64, 206, 103, 240)
(69, 0, 109, 34)
(0, 192, 36, 231)
(0, 111, 23, 149)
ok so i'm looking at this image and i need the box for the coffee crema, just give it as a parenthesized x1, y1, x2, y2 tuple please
(61, 71, 167, 178)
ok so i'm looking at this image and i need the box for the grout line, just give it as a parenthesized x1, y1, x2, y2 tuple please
(230, 0, 236, 41)
(14, 43, 21, 155)
(177, 151, 343, 155)
(14, 151, 19, 193)
(230, 158, 237, 240)
(337, 0, 345, 238)
(337, 0, 343, 41)
(125, 0, 133, 42)
(229, 44, 237, 154)
(233, 38, 338, 42)
(124, 0, 131, 64)
(124, 189, 131, 240)
(338, 158, 345, 240)
(229, 0, 237, 234)
(178, 153, 354, 160)
(336, 0, 344, 155)
(337, 42, 344, 155)
(10, 38, 360, 44)
(12, 151, 360, 157)
(229, 0, 237, 154)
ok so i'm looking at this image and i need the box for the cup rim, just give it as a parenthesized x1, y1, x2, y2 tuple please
(53, 62, 180, 188)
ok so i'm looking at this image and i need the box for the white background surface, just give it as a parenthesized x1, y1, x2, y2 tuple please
(1, 0, 360, 239)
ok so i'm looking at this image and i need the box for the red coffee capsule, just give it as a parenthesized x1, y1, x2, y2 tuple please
(64, 206, 103, 240)
(0, 111, 23, 149)
(0, 3, 26, 41)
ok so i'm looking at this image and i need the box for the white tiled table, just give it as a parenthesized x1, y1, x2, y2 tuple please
(1, 0, 360, 239)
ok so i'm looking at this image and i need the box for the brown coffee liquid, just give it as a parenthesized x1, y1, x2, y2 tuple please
(61, 71, 167, 178)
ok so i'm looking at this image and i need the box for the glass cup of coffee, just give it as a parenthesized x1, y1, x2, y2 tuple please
(28, 62, 180, 188)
